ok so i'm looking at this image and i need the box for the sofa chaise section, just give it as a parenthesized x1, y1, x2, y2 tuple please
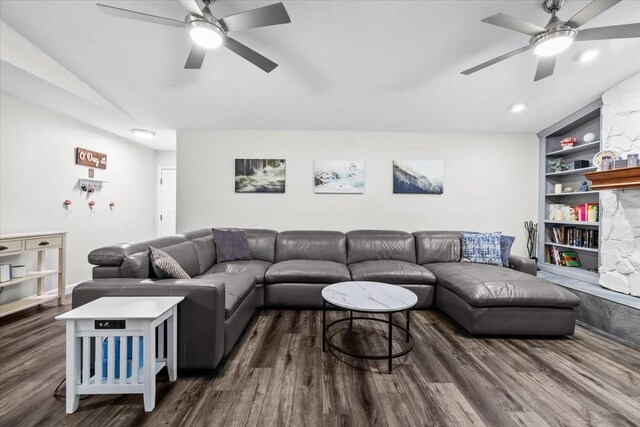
(413, 231, 580, 336)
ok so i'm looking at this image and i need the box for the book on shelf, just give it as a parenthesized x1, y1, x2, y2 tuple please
(545, 247, 582, 267)
(548, 203, 599, 222)
(546, 226, 598, 248)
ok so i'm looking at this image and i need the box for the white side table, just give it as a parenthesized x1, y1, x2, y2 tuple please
(55, 296, 184, 413)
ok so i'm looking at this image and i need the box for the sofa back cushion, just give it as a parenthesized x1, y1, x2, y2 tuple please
(244, 229, 278, 263)
(153, 241, 200, 278)
(346, 230, 416, 264)
(275, 230, 347, 264)
(191, 236, 216, 275)
(413, 231, 462, 264)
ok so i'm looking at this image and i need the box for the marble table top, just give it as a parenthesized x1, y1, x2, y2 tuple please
(322, 281, 418, 312)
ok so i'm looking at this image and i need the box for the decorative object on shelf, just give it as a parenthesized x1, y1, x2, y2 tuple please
(554, 184, 563, 194)
(583, 132, 596, 143)
(524, 220, 538, 262)
(88, 168, 95, 178)
(560, 137, 577, 149)
(88, 200, 95, 209)
(78, 178, 106, 192)
(75, 147, 107, 169)
(592, 150, 618, 170)
(628, 153, 639, 167)
(572, 160, 590, 169)
(393, 161, 444, 194)
(548, 158, 568, 173)
(10, 265, 26, 278)
(314, 160, 365, 194)
(579, 181, 590, 192)
(563, 187, 574, 193)
(601, 157, 613, 170)
(109, 201, 115, 210)
(0, 265, 10, 283)
(235, 159, 285, 193)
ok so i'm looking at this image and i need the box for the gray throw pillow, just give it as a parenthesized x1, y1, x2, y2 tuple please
(149, 246, 190, 279)
(212, 229, 252, 263)
(500, 235, 516, 267)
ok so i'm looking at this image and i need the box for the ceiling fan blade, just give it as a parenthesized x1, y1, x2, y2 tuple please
(575, 23, 640, 41)
(565, 0, 621, 29)
(178, 0, 203, 17)
(184, 45, 206, 69)
(481, 13, 546, 36)
(224, 37, 278, 72)
(97, 3, 185, 28)
(461, 45, 531, 75)
(218, 3, 291, 32)
(534, 56, 556, 82)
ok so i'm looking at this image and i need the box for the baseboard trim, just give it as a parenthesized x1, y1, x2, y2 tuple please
(45, 282, 80, 296)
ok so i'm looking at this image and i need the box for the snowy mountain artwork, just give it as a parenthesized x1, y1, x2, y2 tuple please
(235, 159, 286, 193)
(314, 160, 365, 194)
(393, 161, 443, 194)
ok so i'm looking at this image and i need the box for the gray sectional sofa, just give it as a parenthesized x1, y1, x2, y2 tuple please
(72, 228, 581, 369)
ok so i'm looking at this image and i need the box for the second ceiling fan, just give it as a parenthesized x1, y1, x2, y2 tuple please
(461, 0, 640, 81)
(97, 0, 291, 72)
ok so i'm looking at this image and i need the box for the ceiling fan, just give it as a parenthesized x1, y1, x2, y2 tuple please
(461, 0, 640, 81)
(97, 0, 291, 72)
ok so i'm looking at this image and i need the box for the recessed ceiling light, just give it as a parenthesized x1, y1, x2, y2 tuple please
(574, 49, 599, 63)
(130, 129, 156, 139)
(509, 103, 526, 113)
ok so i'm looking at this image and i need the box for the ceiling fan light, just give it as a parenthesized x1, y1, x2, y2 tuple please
(189, 20, 223, 49)
(532, 29, 576, 57)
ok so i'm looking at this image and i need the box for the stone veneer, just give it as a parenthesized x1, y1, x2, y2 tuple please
(599, 72, 640, 297)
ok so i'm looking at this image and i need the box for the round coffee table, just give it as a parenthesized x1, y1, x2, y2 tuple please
(321, 281, 418, 372)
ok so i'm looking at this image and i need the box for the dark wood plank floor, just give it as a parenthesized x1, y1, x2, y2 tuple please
(1, 301, 639, 426)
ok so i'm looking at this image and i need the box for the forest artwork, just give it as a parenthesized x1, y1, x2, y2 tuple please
(393, 161, 444, 194)
(235, 159, 286, 193)
(314, 160, 365, 193)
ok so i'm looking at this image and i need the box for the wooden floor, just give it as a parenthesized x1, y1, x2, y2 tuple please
(1, 302, 639, 427)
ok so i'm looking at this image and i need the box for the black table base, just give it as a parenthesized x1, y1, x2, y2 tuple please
(322, 300, 414, 372)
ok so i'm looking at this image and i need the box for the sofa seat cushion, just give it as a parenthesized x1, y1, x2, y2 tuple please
(198, 272, 256, 318)
(206, 260, 271, 284)
(349, 260, 436, 284)
(265, 260, 351, 284)
(425, 262, 581, 308)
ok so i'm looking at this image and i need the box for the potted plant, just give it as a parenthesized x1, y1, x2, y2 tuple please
(549, 158, 568, 173)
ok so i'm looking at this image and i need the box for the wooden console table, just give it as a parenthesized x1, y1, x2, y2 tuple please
(584, 166, 640, 190)
(0, 231, 66, 316)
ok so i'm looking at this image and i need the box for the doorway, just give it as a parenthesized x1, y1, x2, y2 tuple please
(159, 168, 177, 237)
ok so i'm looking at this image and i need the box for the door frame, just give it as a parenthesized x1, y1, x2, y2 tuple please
(156, 167, 177, 237)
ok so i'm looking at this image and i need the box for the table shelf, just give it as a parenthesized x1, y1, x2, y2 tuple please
(0, 270, 60, 288)
(0, 294, 59, 316)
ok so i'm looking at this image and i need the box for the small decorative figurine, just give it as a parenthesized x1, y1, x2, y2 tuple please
(579, 181, 589, 192)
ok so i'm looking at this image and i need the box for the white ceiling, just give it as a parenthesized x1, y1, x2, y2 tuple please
(1, 0, 639, 150)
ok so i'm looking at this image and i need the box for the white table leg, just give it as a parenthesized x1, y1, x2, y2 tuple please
(143, 321, 156, 412)
(167, 307, 177, 381)
(65, 321, 80, 413)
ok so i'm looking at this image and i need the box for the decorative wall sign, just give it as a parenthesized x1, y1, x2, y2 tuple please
(314, 160, 365, 193)
(235, 159, 286, 193)
(393, 160, 444, 194)
(76, 147, 107, 169)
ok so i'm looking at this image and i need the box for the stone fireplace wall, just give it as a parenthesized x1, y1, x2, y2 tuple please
(599, 72, 640, 296)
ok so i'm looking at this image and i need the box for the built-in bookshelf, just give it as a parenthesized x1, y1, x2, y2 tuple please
(537, 99, 602, 284)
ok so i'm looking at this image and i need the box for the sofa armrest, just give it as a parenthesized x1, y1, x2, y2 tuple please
(508, 255, 537, 276)
(71, 278, 226, 370)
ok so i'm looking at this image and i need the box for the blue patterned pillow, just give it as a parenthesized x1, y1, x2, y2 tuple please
(461, 232, 503, 266)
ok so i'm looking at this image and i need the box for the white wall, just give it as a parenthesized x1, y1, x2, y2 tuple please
(0, 92, 157, 303)
(599, 72, 640, 296)
(177, 130, 538, 255)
